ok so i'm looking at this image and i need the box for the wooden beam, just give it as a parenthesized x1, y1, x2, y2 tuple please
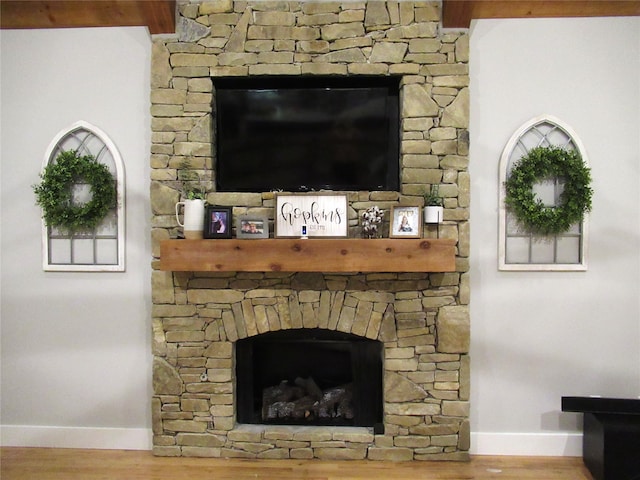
(3, 1, 636, 33)
(443, 1, 640, 28)
(443, 0, 475, 29)
(0, 1, 176, 34)
(139, 0, 175, 34)
(159, 238, 458, 273)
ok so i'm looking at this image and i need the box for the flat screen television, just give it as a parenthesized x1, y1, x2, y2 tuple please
(213, 76, 400, 192)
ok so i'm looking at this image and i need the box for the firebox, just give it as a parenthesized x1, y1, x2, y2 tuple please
(236, 329, 383, 433)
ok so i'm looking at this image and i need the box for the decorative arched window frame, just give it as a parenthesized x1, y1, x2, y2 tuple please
(41, 121, 126, 272)
(498, 115, 589, 271)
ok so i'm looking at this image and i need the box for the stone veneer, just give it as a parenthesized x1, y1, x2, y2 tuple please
(150, 0, 470, 461)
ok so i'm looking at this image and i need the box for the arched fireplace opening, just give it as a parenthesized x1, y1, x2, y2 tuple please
(236, 329, 383, 433)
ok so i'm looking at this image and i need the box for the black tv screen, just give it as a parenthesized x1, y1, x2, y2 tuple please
(213, 76, 400, 192)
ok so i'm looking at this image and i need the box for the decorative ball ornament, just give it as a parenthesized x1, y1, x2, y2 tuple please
(504, 145, 592, 236)
(33, 150, 116, 233)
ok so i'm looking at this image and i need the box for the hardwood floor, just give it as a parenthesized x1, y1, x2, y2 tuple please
(1, 448, 593, 480)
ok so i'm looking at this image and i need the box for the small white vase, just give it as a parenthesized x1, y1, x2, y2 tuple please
(176, 199, 205, 239)
(424, 206, 443, 224)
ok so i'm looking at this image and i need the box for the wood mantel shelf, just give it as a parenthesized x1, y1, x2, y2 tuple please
(159, 238, 456, 273)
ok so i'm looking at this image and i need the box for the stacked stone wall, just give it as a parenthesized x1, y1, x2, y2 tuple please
(151, 0, 470, 461)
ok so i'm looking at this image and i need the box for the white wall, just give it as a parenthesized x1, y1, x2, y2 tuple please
(1, 27, 153, 449)
(469, 17, 640, 455)
(1, 17, 638, 456)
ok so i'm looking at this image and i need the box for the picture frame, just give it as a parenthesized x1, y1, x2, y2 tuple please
(389, 206, 422, 238)
(236, 215, 269, 239)
(204, 206, 232, 239)
(275, 193, 348, 238)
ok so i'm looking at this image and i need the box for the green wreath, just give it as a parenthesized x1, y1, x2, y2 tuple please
(504, 145, 593, 236)
(33, 150, 116, 233)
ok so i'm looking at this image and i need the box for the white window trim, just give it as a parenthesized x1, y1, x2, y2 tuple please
(41, 121, 126, 272)
(498, 115, 589, 272)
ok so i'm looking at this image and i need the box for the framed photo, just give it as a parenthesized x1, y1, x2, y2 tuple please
(275, 194, 348, 238)
(204, 206, 232, 239)
(390, 206, 422, 238)
(236, 215, 269, 239)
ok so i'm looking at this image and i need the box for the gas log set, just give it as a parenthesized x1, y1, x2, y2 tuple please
(262, 376, 354, 423)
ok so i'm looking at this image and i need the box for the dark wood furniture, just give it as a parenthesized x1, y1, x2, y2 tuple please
(562, 396, 640, 480)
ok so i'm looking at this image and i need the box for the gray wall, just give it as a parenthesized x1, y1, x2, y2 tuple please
(469, 16, 640, 454)
(1, 27, 153, 448)
(1, 16, 639, 454)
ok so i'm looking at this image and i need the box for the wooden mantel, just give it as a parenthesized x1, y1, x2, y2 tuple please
(159, 238, 456, 273)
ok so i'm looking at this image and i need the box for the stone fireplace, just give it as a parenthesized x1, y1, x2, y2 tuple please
(150, 0, 470, 461)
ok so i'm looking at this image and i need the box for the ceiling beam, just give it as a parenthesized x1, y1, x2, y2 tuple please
(0, 1, 176, 34)
(443, 0, 640, 28)
(1, 1, 638, 33)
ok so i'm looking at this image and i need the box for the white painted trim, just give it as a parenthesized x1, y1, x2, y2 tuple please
(2, 426, 582, 456)
(471, 432, 583, 457)
(0, 425, 152, 451)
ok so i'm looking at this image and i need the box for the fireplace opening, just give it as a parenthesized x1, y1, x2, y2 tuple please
(236, 329, 383, 432)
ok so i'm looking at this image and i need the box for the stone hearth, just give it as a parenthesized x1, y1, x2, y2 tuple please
(150, 0, 470, 461)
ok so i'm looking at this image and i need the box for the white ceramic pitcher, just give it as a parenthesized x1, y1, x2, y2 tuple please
(175, 199, 205, 239)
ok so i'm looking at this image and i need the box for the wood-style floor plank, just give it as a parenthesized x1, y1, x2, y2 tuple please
(0, 448, 593, 480)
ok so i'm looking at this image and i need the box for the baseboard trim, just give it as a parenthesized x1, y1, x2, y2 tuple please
(471, 432, 583, 456)
(2, 426, 582, 456)
(0, 425, 153, 450)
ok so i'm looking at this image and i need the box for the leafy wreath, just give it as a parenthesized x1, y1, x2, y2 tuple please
(504, 145, 593, 236)
(33, 150, 116, 233)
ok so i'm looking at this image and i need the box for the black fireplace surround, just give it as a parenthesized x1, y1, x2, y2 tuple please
(236, 329, 384, 433)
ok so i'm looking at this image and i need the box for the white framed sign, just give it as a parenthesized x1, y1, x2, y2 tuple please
(275, 194, 348, 238)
